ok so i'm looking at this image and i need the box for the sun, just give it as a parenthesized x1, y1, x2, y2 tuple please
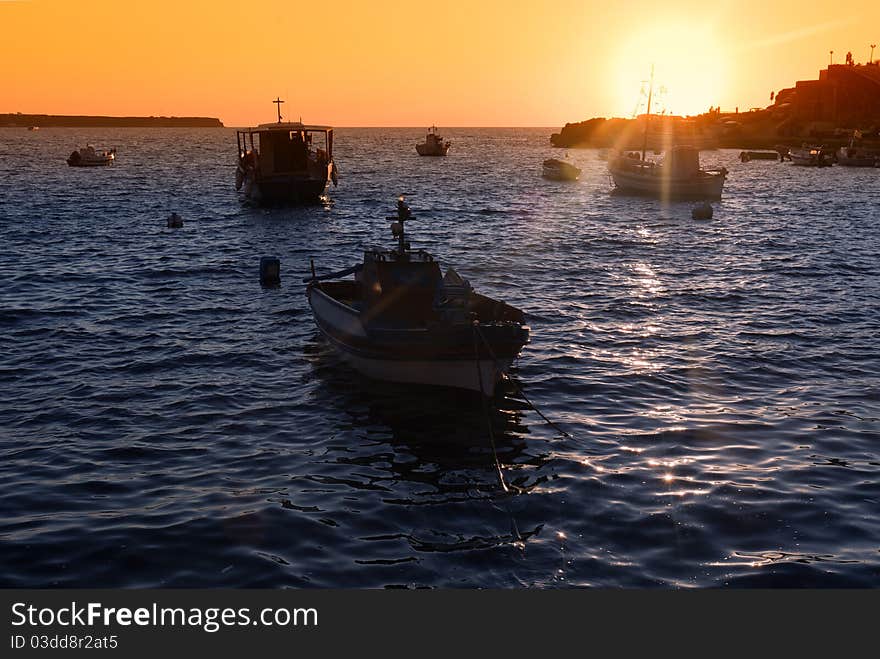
(611, 21, 728, 117)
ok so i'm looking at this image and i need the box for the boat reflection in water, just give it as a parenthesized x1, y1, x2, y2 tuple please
(303, 334, 549, 498)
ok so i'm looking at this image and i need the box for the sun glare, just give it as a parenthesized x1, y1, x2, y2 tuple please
(612, 22, 728, 117)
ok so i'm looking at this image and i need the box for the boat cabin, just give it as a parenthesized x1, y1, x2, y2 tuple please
(236, 122, 333, 178)
(663, 145, 701, 178)
(357, 248, 442, 327)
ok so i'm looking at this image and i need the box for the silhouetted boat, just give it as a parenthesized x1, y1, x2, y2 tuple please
(416, 126, 450, 156)
(609, 146, 727, 199)
(740, 150, 779, 162)
(306, 197, 529, 394)
(66, 145, 115, 167)
(234, 98, 337, 205)
(789, 144, 833, 167)
(836, 147, 877, 166)
(608, 67, 726, 199)
(542, 158, 581, 181)
(835, 133, 877, 167)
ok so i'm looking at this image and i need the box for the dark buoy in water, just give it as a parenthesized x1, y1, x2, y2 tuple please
(692, 202, 713, 220)
(260, 256, 281, 287)
(167, 212, 184, 228)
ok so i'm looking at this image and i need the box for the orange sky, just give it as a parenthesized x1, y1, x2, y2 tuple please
(3, 0, 878, 126)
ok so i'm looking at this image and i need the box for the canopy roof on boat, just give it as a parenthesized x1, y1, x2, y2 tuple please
(238, 121, 333, 134)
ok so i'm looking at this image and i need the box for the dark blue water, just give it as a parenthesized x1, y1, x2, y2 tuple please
(1, 128, 878, 587)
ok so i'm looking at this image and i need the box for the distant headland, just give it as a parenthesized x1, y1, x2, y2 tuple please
(2, 113, 224, 128)
(552, 60, 880, 150)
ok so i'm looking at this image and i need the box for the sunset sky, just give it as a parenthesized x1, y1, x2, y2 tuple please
(3, 0, 878, 126)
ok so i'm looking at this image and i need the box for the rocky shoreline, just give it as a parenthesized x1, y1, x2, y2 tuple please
(552, 62, 880, 150)
(3, 114, 224, 128)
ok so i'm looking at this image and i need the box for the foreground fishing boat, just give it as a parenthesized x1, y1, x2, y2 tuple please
(608, 146, 727, 199)
(235, 98, 337, 205)
(306, 197, 529, 394)
(415, 126, 451, 156)
(67, 145, 115, 167)
(542, 158, 581, 181)
(789, 144, 832, 167)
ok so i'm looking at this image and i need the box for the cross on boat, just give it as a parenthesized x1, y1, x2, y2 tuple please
(273, 96, 284, 123)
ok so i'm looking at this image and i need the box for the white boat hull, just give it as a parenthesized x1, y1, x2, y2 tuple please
(308, 285, 516, 393)
(327, 334, 510, 393)
(542, 160, 580, 181)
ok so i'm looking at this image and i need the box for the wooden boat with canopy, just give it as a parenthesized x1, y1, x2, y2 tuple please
(235, 98, 338, 204)
(415, 126, 451, 156)
(306, 197, 529, 394)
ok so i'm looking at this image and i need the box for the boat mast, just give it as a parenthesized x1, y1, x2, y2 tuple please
(641, 65, 654, 162)
(273, 97, 285, 123)
(388, 195, 413, 254)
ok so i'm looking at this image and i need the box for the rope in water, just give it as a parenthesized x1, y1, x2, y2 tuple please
(473, 322, 572, 439)
(473, 322, 510, 493)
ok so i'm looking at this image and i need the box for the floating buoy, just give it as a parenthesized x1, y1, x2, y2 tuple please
(260, 256, 281, 287)
(167, 212, 184, 228)
(692, 202, 713, 220)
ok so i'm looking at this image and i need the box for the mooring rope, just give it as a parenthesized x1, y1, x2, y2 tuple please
(472, 322, 510, 493)
(473, 322, 572, 439)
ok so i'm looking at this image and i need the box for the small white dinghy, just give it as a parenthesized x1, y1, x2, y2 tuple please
(542, 158, 581, 181)
(67, 145, 116, 167)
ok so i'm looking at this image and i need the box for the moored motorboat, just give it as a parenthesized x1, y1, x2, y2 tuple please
(306, 197, 529, 394)
(835, 132, 877, 167)
(836, 147, 877, 167)
(788, 144, 833, 167)
(608, 145, 727, 199)
(66, 145, 116, 167)
(542, 158, 581, 181)
(740, 150, 780, 162)
(415, 126, 451, 156)
(234, 98, 337, 205)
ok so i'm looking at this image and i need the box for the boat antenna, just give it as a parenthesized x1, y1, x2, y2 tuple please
(273, 96, 285, 123)
(641, 64, 654, 162)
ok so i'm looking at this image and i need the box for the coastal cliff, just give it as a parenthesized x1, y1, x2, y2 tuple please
(552, 62, 880, 149)
(2, 114, 224, 128)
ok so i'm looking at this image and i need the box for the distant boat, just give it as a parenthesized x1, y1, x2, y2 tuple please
(740, 150, 779, 162)
(27, 126, 39, 131)
(609, 146, 727, 199)
(416, 126, 450, 156)
(234, 98, 337, 205)
(835, 132, 877, 167)
(66, 145, 115, 167)
(542, 158, 581, 181)
(789, 144, 833, 167)
(306, 197, 529, 394)
(608, 67, 726, 199)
